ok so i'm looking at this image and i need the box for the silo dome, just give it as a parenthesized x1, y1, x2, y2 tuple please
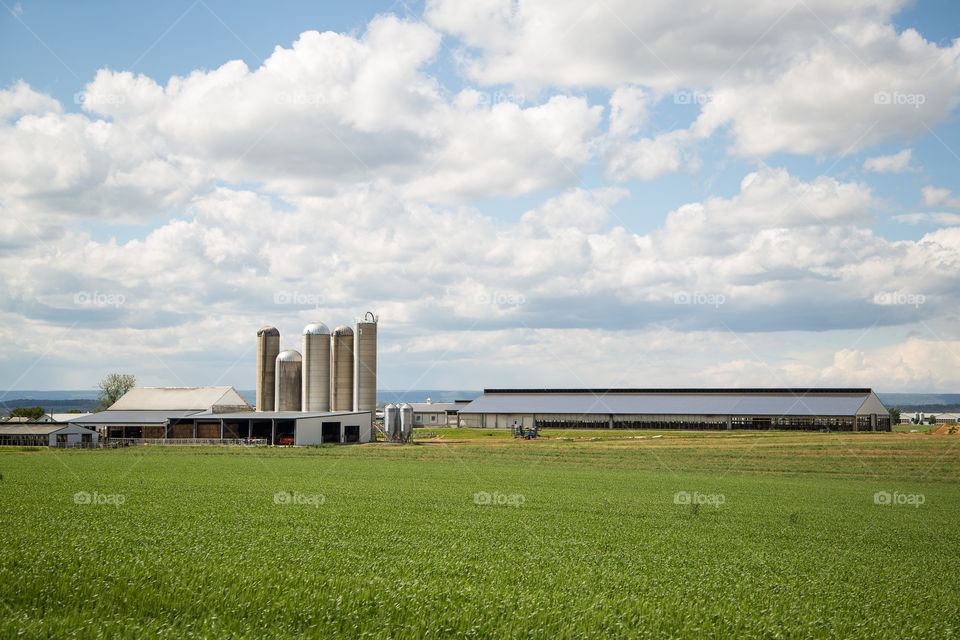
(303, 322, 330, 335)
(257, 326, 280, 337)
(276, 349, 302, 362)
(333, 325, 354, 336)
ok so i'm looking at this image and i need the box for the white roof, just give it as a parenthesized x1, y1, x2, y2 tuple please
(51, 412, 91, 422)
(108, 387, 250, 411)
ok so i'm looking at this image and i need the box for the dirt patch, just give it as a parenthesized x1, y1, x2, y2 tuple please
(933, 424, 960, 435)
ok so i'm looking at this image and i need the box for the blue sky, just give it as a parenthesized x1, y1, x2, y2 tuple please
(1, 0, 959, 393)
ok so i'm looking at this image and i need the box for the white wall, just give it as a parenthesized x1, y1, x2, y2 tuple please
(295, 412, 372, 445)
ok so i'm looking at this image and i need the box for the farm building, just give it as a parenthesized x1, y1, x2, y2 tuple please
(69, 386, 252, 439)
(410, 400, 471, 427)
(458, 388, 891, 431)
(69, 386, 373, 444)
(180, 410, 372, 445)
(0, 423, 99, 447)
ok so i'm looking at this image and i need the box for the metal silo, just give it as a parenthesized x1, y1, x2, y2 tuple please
(256, 326, 280, 412)
(353, 312, 378, 412)
(399, 402, 413, 441)
(302, 322, 331, 412)
(331, 325, 354, 411)
(274, 350, 302, 412)
(384, 403, 399, 440)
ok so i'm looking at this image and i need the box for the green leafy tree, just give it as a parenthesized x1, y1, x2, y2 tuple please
(9, 406, 45, 420)
(888, 407, 901, 425)
(928, 414, 938, 425)
(95, 373, 136, 411)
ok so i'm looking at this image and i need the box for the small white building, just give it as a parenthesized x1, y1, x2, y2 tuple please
(409, 399, 472, 427)
(0, 423, 99, 447)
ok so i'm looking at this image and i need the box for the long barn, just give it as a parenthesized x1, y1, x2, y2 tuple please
(457, 388, 891, 431)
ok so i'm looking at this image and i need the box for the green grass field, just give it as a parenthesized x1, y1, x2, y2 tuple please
(2, 433, 959, 638)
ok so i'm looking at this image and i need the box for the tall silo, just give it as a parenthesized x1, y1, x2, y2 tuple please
(302, 322, 331, 412)
(274, 350, 302, 412)
(331, 325, 354, 411)
(256, 326, 280, 412)
(354, 312, 378, 412)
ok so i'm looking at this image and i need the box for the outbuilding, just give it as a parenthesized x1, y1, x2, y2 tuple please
(0, 423, 100, 447)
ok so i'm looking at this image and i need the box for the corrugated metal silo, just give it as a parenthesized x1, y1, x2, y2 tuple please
(331, 325, 354, 411)
(302, 322, 331, 412)
(353, 312, 378, 412)
(256, 326, 280, 412)
(274, 349, 302, 412)
(399, 402, 413, 440)
(384, 403, 399, 440)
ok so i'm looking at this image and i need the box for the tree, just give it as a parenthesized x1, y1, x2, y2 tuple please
(9, 406, 45, 420)
(928, 414, 938, 426)
(888, 407, 901, 425)
(95, 373, 136, 411)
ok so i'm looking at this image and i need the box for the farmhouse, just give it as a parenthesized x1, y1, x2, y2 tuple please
(458, 388, 891, 431)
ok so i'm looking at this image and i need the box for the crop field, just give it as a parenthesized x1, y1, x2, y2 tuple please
(1, 432, 959, 638)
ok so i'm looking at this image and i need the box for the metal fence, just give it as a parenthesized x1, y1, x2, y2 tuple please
(102, 438, 269, 447)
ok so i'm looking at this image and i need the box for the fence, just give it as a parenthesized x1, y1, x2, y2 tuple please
(102, 438, 269, 447)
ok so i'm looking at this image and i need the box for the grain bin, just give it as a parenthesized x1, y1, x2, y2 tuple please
(274, 349, 302, 412)
(353, 312, 378, 412)
(331, 325, 355, 411)
(399, 402, 413, 440)
(302, 322, 331, 412)
(384, 403, 399, 440)
(256, 326, 280, 412)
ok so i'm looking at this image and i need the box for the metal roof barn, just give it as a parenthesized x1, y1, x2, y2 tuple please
(457, 388, 890, 431)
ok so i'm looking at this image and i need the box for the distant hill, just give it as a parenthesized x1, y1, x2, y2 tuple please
(878, 393, 960, 412)
(0, 398, 98, 414)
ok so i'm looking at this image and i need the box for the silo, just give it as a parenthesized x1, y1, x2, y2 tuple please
(399, 403, 413, 440)
(353, 312, 378, 412)
(384, 403, 399, 440)
(274, 350, 302, 412)
(302, 322, 331, 412)
(256, 326, 280, 412)
(331, 325, 354, 411)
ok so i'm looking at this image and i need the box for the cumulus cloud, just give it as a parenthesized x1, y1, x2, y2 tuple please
(863, 148, 914, 173)
(922, 185, 960, 209)
(429, 0, 960, 157)
(2, 7, 960, 391)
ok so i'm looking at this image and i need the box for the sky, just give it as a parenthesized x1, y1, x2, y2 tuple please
(1, 0, 959, 394)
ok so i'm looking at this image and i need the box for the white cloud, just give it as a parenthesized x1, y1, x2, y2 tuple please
(429, 0, 960, 157)
(922, 185, 960, 209)
(894, 212, 960, 225)
(863, 148, 914, 173)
